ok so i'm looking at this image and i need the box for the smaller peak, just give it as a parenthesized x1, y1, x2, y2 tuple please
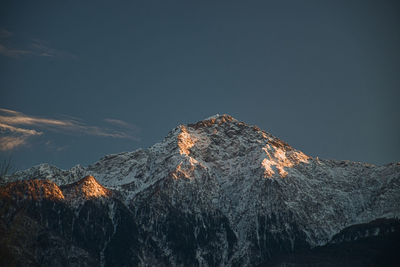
(81, 175, 97, 183)
(72, 175, 104, 189)
(0, 179, 64, 201)
(61, 175, 111, 200)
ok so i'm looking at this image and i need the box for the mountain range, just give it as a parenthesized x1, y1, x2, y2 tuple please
(1, 114, 399, 266)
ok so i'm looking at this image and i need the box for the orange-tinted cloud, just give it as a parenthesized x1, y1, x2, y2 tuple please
(0, 108, 139, 151)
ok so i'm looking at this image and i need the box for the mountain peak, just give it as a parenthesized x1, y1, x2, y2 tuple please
(203, 113, 235, 121)
(0, 179, 64, 201)
(61, 175, 111, 200)
(188, 114, 237, 129)
(165, 114, 310, 179)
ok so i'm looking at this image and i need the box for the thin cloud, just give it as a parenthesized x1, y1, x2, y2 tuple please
(0, 108, 68, 126)
(0, 44, 31, 58)
(105, 118, 139, 130)
(0, 108, 19, 115)
(45, 140, 69, 152)
(30, 39, 77, 59)
(0, 108, 140, 151)
(0, 122, 43, 136)
(0, 29, 77, 59)
(0, 136, 28, 151)
(0, 110, 44, 151)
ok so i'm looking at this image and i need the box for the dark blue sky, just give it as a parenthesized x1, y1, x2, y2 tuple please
(0, 0, 399, 170)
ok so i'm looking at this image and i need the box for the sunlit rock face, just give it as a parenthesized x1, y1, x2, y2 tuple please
(2, 114, 400, 266)
(61, 175, 111, 203)
(0, 179, 65, 201)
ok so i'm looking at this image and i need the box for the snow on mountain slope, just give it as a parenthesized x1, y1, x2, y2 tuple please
(7, 114, 400, 264)
(9, 163, 87, 186)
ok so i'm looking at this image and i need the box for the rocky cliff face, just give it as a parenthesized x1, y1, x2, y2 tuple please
(1, 114, 400, 266)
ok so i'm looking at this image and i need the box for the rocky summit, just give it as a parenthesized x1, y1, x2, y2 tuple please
(1, 114, 399, 266)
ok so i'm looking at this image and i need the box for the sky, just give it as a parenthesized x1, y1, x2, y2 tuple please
(0, 0, 399, 170)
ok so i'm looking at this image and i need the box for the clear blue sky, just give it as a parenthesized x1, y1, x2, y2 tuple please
(1, 0, 399, 170)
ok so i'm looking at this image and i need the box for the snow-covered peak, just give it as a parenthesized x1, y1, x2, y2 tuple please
(187, 114, 238, 130)
(62, 175, 111, 201)
(178, 114, 309, 178)
(201, 113, 237, 122)
(203, 114, 221, 120)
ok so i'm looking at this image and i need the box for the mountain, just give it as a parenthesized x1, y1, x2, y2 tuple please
(1, 114, 399, 266)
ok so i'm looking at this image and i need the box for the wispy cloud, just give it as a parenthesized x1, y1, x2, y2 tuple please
(0, 122, 42, 136)
(0, 44, 31, 58)
(0, 108, 140, 151)
(0, 136, 28, 151)
(44, 140, 69, 152)
(30, 39, 77, 59)
(104, 118, 140, 130)
(0, 108, 68, 127)
(0, 29, 77, 59)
